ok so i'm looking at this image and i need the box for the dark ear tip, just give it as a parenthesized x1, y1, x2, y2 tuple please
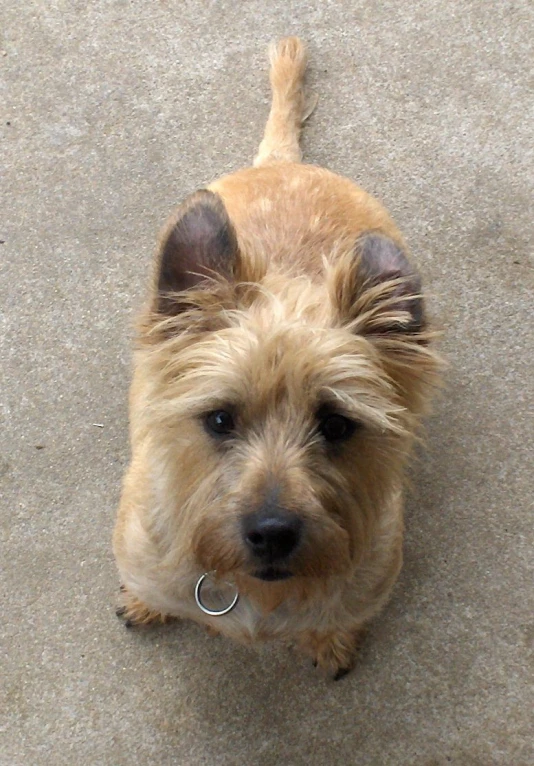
(155, 189, 238, 315)
(357, 233, 415, 279)
(168, 189, 227, 221)
(352, 232, 426, 335)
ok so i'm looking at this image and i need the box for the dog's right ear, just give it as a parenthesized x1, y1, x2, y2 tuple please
(154, 190, 239, 315)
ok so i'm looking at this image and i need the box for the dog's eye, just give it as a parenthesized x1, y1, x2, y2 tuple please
(319, 414, 356, 443)
(205, 410, 235, 437)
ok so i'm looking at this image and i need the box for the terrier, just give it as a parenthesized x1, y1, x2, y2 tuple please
(113, 37, 441, 678)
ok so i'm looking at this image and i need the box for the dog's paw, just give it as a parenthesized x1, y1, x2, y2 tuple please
(115, 585, 169, 628)
(300, 627, 366, 680)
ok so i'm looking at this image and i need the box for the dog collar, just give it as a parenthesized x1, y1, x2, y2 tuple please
(194, 571, 240, 617)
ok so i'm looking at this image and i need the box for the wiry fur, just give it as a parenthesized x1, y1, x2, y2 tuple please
(113, 38, 442, 677)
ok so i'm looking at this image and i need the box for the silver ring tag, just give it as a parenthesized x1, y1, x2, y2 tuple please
(194, 571, 239, 617)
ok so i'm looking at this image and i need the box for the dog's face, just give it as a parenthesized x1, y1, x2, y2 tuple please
(138, 191, 438, 590)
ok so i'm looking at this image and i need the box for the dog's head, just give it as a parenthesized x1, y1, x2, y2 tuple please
(137, 190, 440, 595)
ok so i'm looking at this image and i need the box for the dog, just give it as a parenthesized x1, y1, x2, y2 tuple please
(113, 37, 441, 679)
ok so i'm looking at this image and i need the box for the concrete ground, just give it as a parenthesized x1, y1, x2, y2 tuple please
(2, 1, 533, 764)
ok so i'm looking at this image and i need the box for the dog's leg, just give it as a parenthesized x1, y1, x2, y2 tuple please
(298, 626, 367, 680)
(115, 585, 169, 628)
(254, 36, 315, 166)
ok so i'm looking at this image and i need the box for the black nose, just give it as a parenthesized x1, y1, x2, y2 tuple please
(242, 509, 302, 562)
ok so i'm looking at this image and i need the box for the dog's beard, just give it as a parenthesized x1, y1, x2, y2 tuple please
(191, 503, 352, 582)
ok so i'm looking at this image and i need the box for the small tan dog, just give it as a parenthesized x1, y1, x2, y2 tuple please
(113, 38, 441, 678)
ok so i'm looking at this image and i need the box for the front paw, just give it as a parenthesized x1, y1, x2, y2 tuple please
(300, 627, 366, 680)
(115, 585, 169, 628)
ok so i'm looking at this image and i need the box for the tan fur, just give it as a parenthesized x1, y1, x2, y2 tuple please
(113, 38, 442, 677)
(254, 37, 310, 165)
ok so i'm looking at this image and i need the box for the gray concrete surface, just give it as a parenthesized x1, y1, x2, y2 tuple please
(1, 1, 533, 764)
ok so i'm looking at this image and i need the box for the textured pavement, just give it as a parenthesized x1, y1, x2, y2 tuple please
(1, 2, 533, 764)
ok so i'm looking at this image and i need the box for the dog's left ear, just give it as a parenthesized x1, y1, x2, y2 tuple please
(155, 190, 239, 315)
(336, 234, 425, 336)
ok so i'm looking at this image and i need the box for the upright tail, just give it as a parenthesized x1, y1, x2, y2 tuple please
(254, 37, 315, 166)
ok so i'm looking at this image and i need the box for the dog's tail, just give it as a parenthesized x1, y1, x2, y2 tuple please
(254, 37, 315, 166)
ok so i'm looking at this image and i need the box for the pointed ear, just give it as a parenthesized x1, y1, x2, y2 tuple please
(337, 234, 425, 336)
(155, 190, 239, 315)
